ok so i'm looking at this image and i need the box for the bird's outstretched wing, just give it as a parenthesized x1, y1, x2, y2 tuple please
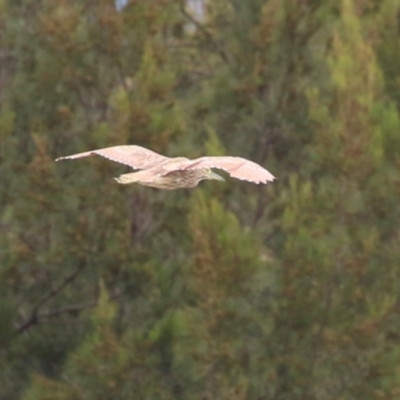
(162, 156, 275, 184)
(55, 145, 169, 170)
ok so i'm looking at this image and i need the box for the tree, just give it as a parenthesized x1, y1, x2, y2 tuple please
(1, 0, 400, 399)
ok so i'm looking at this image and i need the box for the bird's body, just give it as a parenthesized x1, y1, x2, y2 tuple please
(115, 169, 217, 190)
(56, 145, 275, 190)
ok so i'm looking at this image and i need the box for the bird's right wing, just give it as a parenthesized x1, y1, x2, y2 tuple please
(55, 145, 169, 170)
(163, 156, 275, 184)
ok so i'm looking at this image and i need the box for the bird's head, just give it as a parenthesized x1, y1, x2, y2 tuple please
(202, 168, 225, 182)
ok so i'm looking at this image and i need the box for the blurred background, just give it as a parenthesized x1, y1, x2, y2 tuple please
(1, 0, 400, 399)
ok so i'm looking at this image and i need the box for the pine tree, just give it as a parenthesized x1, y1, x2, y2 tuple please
(2, 0, 400, 399)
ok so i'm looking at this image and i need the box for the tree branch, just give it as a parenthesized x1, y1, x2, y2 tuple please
(40, 292, 121, 319)
(15, 261, 86, 335)
(180, 3, 230, 65)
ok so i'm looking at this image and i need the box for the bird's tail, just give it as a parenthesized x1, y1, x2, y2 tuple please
(114, 172, 142, 185)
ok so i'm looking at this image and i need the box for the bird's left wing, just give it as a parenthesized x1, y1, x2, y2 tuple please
(161, 156, 275, 184)
(56, 145, 168, 170)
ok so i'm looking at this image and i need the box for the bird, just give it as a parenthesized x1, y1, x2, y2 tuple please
(56, 145, 275, 190)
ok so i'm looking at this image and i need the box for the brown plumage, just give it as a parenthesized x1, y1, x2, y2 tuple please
(56, 145, 275, 190)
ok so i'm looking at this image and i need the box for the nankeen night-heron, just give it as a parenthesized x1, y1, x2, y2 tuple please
(56, 145, 275, 190)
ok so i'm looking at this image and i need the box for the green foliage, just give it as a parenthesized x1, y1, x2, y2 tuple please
(1, 0, 400, 399)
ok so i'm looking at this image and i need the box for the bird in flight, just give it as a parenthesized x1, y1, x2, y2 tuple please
(56, 145, 275, 190)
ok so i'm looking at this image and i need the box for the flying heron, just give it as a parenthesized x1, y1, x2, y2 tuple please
(56, 145, 275, 190)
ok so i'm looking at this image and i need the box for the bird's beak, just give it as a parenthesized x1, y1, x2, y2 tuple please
(208, 170, 225, 181)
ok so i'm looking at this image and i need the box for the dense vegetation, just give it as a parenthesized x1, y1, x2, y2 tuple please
(1, 0, 400, 399)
